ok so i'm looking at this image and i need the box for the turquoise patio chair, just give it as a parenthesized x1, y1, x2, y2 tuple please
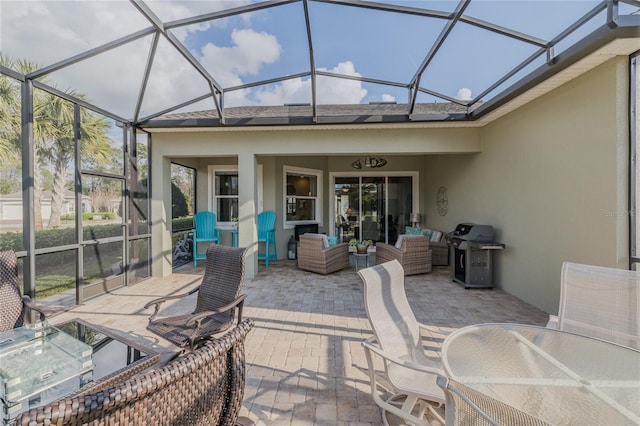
(257, 211, 277, 267)
(192, 211, 220, 267)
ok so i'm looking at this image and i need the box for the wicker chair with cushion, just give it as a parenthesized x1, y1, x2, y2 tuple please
(297, 233, 349, 275)
(405, 227, 448, 266)
(375, 235, 432, 275)
(0, 250, 50, 332)
(145, 244, 248, 350)
(13, 319, 255, 426)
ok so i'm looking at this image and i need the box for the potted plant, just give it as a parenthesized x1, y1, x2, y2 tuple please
(349, 238, 373, 254)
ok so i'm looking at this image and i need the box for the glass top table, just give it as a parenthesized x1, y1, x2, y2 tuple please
(0, 319, 159, 423)
(442, 323, 640, 425)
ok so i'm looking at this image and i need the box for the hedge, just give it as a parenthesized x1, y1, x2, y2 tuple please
(0, 216, 191, 252)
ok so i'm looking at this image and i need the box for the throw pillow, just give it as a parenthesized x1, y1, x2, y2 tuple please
(404, 226, 422, 235)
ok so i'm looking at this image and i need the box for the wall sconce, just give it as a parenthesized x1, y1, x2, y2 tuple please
(410, 212, 421, 227)
(351, 155, 387, 169)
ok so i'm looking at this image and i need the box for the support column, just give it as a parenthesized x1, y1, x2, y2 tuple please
(238, 153, 258, 278)
(21, 79, 36, 301)
(151, 156, 173, 277)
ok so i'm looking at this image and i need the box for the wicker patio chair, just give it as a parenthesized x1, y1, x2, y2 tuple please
(546, 262, 639, 349)
(0, 250, 50, 332)
(297, 233, 349, 275)
(436, 375, 551, 426)
(375, 235, 432, 275)
(145, 244, 248, 350)
(359, 260, 445, 426)
(12, 319, 255, 426)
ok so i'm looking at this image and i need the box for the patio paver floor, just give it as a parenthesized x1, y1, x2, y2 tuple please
(49, 259, 549, 425)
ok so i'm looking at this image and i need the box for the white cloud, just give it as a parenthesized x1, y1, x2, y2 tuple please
(381, 94, 396, 102)
(199, 29, 281, 81)
(457, 87, 472, 101)
(251, 61, 367, 106)
(2, 1, 369, 118)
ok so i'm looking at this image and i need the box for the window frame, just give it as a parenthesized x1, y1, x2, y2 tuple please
(208, 165, 263, 230)
(283, 165, 323, 229)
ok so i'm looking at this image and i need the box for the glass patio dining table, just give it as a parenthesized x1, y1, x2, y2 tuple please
(441, 323, 640, 425)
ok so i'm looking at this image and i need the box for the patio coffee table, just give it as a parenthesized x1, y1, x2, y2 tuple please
(442, 323, 640, 425)
(1, 319, 159, 423)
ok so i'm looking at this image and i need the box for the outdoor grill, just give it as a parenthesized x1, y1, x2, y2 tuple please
(447, 223, 505, 289)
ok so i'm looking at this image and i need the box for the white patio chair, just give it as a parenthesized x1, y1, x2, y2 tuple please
(436, 375, 551, 426)
(546, 262, 639, 349)
(359, 260, 445, 426)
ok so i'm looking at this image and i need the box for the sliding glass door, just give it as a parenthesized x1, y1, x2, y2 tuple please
(334, 175, 414, 245)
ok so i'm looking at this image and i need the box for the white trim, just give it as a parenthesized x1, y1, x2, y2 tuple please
(328, 171, 419, 239)
(208, 164, 263, 230)
(283, 165, 323, 230)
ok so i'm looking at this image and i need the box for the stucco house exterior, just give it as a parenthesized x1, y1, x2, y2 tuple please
(146, 49, 638, 315)
(2, 1, 639, 315)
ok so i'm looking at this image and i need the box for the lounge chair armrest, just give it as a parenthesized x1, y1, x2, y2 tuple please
(22, 295, 52, 321)
(361, 338, 444, 376)
(186, 294, 248, 327)
(546, 315, 559, 329)
(144, 286, 201, 321)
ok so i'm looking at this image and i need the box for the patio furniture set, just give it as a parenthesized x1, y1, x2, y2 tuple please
(2, 242, 639, 425)
(297, 232, 442, 276)
(358, 259, 640, 425)
(193, 210, 277, 268)
(0, 247, 254, 425)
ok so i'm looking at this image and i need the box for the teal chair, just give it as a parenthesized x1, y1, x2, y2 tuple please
(257, 211, 277, 267)
(193, 211, 220, 267)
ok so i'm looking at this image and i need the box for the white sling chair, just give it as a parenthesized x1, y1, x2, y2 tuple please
(547, 262, 639, 349)
(359, 260, 445, 426)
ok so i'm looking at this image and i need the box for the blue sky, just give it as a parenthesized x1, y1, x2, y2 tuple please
(2, 0, 637, 120)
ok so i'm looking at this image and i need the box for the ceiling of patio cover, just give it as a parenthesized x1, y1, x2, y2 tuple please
(1, 0, 639, 126)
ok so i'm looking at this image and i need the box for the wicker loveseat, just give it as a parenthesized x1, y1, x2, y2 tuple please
(375, 235, 432, 275)
(404, 227, 449, 266)
(13, 320, 255, 426)
(297, 233, 349, 275)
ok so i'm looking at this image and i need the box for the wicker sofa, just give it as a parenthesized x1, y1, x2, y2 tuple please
(297, 233, 349, 275)
(13, 320, 255, 426)
(375, 235, 432, 275)
(403, 227, 449, 266)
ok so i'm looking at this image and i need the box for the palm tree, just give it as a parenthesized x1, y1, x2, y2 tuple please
(40, 92, 113, 228)
(0, 56, 114, 229)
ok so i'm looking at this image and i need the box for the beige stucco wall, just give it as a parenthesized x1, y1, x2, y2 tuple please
(423, 57, 630, 314)
(150, 56, 630, 314)
(150, 127, 479, 278)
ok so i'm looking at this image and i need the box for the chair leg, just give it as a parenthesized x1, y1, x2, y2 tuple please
(271, 235, 277, 264)
(265, 240, 269, 268)
(193, 241, 198, 267)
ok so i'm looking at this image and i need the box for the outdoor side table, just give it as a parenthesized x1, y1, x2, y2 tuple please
(1, 319, 159, 424)
(0, 323, 93, 422)
(441, 323, 640, 425)
(351, 252, 370, 271)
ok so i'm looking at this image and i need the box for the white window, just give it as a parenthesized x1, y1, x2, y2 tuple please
(284, 166, 322, 228)
(213, 169, 238, 222)
(209, 165, 263, 227)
